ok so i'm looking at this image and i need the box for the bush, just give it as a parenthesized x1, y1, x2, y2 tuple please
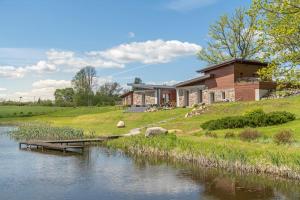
(205, 131, 218, 138)
(239, 129, 262, 141)
(201, 110, 295, 130)
(224, 132, 235, 139)
(273, 130, 295, 145)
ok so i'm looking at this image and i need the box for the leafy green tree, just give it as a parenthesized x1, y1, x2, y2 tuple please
(54, 88, 75, 106)
(197, 8, 264, 64)
(72, 66, 96, 106)
(251, 0, 300, 88)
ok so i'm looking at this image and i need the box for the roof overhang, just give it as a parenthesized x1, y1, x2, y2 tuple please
(196, 59, 268, 73)
(175, 74, 213, 87)
(127, 83, 175, 90)
(120, 91, 133, 98)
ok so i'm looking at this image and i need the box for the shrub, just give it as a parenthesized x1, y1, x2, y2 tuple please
(201, 110, 295, 130)
(224, 132, 235, 139)
(239, 129, 262, 141)
(273, 130, 295, 145)
(205, 131, 218, 138)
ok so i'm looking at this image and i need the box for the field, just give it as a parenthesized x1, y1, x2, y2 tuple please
(1, 96, 300, 179)
(1, 96, 300, 137)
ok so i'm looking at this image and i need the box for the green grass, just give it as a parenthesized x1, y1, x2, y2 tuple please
(1, 96, 300, 178)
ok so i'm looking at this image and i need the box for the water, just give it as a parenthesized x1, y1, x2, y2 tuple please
(0, 126, 300, 200)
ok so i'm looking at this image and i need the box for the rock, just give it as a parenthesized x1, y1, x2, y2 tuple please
(145, 127, 168, 137)
(168, 129, 183, 134)
(123, 128, 141, 137)
(185, 113, 190, 118)
(117, 121, 125, 128)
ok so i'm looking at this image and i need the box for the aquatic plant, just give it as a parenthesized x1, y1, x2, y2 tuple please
(11, 123, 84, 140)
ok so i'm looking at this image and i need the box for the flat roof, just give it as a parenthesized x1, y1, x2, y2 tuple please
(175, 74, 212, 87)
(127, 83, 175, 90)
(196, 59, 268, 73)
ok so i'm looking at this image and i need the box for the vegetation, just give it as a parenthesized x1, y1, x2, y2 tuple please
(201, 109, 295, 130)
(197, 8, 263, 64)
(273, 130, 295, 145)
(12, 123, 84, 141)
(53, 66, 123, 107)
(239, 128, 262, 141)
(106, 133, 300, 179)
(252, 0, 300, 88)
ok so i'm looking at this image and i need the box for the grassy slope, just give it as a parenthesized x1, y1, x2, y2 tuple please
(1, 95, 299, 137)
(2, 96, 300, 178)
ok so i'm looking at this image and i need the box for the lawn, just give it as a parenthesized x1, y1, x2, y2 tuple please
(2, 96, 300, 179)
(1, 95, 299, 138)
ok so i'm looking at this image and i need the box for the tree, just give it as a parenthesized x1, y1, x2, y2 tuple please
(134, 77, 143, 84)
(54, 88, 75, 106)
(72, 66, 96, 106)
(94, 82, 123, 106)
(97, 82, 122, 96)
(197, 8, 264, 64)
(251, 0, 300, 88)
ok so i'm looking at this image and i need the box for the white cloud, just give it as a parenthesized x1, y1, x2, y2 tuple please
(87, 39, 201, 65)
(128, 32, 135, 38)
(47, 49, 124, 71)
(0, 87, 7, 92)
(0, 66, 27, 78)
(167, 0, 217, 11)
(32, 79, 71, 89)
(26, 60, 58, 73)
(0, 40, 201, 79)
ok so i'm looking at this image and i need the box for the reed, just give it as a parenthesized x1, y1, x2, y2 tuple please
(11, 123, 85, 140)
(106, 134, 300, 180)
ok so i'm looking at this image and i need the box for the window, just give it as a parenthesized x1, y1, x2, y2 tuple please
(222, 91, 226, 100)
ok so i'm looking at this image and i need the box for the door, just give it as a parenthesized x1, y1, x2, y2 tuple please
(209, 92, 215, 104)
(185, 90, 189, 107)
(198, 90, 203, 103)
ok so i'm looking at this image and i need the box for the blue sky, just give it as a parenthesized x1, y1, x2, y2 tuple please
(0, 0, 251, 101)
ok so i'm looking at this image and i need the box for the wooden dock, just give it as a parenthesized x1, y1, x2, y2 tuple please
(19, 141, 84, 153)
(19, 136, 122, 153)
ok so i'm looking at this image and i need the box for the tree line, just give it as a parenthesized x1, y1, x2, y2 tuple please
(54, 66, 124, 107)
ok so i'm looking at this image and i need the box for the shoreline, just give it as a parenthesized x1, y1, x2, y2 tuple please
(105, 135, 300, 181)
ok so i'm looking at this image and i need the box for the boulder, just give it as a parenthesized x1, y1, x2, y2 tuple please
(117, 121, 125, 128)
(168, 129, 183, 134)
(145, 127, 168, 137)
(123, 128, 141, 137)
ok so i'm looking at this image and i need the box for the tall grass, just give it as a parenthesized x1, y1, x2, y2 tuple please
(11, 123, 85, 140)
(106, 134, 300, 180)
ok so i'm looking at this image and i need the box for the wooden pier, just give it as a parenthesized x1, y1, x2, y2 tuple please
(19, 135, 122, 153)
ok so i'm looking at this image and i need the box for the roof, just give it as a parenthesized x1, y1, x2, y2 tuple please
(127, 83, 175, 90)
(196, 59, 268, 73)
(175, 74, 213, 87)
(119, 91, 133, 98)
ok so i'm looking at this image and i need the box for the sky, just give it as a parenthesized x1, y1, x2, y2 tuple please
(0, 0, 251, 101)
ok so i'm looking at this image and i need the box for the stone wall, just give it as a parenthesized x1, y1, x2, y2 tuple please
(133, 92, 143, 105)
(133, 91, 156, 106)
(145, 91, 156, 105)
(177, 87, 235, 107)
(123, 94, 132, 106)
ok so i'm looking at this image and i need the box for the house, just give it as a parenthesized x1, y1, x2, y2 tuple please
(120, 83, 176, 107)
(175, 59, 276, 107)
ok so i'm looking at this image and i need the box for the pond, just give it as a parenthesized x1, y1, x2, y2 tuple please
(0, 126, 299, 200)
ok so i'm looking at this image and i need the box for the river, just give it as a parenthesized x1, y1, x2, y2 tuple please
(0, 126, 299, 200)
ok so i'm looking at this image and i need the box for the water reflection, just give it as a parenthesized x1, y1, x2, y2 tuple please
(0, 126, 299, 200)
